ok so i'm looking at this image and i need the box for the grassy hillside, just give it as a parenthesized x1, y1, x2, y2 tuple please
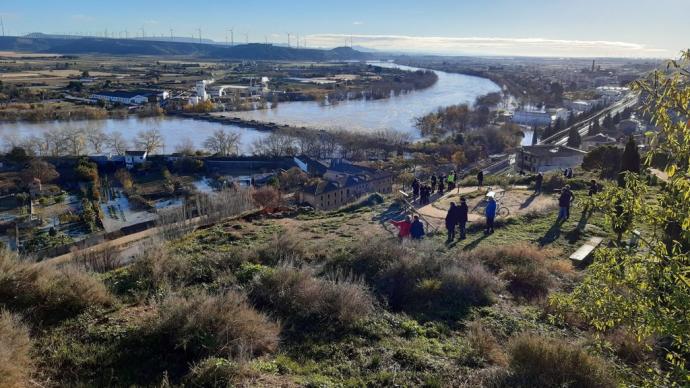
(0, 180, 664, 387)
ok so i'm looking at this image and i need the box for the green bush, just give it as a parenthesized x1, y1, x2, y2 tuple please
(506, 335, 615, 388)
(250, 265, 374, 327)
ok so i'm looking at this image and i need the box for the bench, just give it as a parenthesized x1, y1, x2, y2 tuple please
(569, 237, 604, 264)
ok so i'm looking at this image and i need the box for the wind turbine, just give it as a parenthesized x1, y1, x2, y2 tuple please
(197, 28, 202, 44)
(170, 28, 174, 41)
(0, 16, 5, 37)
(287, 32, 291, 48)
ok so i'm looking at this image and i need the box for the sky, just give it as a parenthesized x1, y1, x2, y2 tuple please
(1, 0, 687, 58)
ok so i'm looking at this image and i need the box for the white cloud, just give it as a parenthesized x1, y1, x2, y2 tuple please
(353, 21, 364, 25)
(305, 34, 669, 57)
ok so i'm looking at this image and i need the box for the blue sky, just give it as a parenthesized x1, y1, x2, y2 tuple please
(1, 0, 686, 57)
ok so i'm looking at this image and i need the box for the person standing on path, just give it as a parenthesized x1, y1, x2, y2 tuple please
(477, 170, 484, 188)
(431, 175, 437, 193)
(485, 196, 496, 235)
(445, 202, 460, 242)
(458, 197, 469, 240)
(447, 171, 456, 192)
(534, 172, 544, 195)
(412, 178, 420, 202)
(557, 185, 575, 221)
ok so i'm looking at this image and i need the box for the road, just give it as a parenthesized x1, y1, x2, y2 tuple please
(541, 93, 639, 146)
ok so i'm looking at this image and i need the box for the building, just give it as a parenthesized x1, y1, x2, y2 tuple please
(565, 99, 595, 114)
(512, 109, 552, 126)
(90, 90, 169, 105)
(125, 151, 147, 169)
(297, 159, 394, 211)
(518, 145, 587, 173)
(581, 133, 617, 151)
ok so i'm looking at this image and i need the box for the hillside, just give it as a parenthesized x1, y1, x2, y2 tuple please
(0, 36, 374, 61)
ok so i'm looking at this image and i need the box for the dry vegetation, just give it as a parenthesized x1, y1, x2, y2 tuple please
(0, 310, 33, 387)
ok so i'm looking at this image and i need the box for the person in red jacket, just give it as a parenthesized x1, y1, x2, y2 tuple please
(391, 216, 412, 239)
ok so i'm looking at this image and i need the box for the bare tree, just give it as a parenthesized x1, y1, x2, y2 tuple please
(21, 159, 59, 184)
(64, 127, 87, 155)
(135, 128, 164, 154)
(252, 133, 296, 157)
(44, 129, 69, 156)
(107, 131, 129, 155)
(85, 127, 108, 154)
(174, 137, 196, 156)
(203, 129, 241, 156)
(23, 135, 50, 157)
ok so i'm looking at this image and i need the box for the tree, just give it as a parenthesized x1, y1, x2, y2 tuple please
(566, 127, 581, 148)
(451, 150, 467, 168)
(21, 160, 59, 184)
(107, 131, 129, 155)
(85, 127, 108, 154)
(531, 128, 539, 145)
(252, 134, 296, 157)
(582, 145, 623, 179)
(203, 129, 241, 156)
(63, 128, 86, 156)
(174, 138, 196, 156)
(5, 147, 31, 163)
(135, 129, 164, 155)
(553, 51, 690, 385)
(618, 136, 640, 187)
(588, 120, 602, 136)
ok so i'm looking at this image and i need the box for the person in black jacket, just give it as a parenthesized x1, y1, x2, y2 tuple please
(412, 178, 420, 202)
(534, 172, 544, 195)
(445, 202, 459, 242)
(477, 170, 484, 187)
(558, 185, 575, 220)
(431, 175, 437, 193)
(458, 197, 469, 239)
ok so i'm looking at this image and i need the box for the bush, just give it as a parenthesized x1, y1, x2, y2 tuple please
(468, 244, 554, 300)
(150, 291, 280, 359)
(0, 310, 32, 387)
(250, 265, 374, 327)
(466, 321, 507, 366)
(0, 252, 113, 323)
(506, 335, 615, 388)
(255, 231, 307, 265)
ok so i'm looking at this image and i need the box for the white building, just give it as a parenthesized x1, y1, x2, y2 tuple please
(518, 145, 587, 173)
(512, 109, 552, 126)
(90, 90, 169, 105)
(125, 151, 148, 169)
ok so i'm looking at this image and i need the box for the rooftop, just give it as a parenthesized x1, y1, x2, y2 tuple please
(521, 145, 587, 158)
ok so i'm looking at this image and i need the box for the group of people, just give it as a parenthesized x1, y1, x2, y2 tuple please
(391, 215, 426, 240)
(412, 170, 485, 204)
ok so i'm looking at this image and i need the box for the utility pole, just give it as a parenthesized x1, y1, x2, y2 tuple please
(229, 27, 234, 46)
(1, 16, 5, 37)
(141, 27, 145, 39)
(287, 32, 291, 48)
(197, 28, 202, 44)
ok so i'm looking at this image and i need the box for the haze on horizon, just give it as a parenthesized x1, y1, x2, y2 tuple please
(0, 0, 686, 58)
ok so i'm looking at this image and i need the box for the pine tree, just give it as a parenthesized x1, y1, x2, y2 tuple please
(566, 127, 581, 148)
(531, 127, 539, 145)
(588, 119, 601, 135)
(618, 136, 640, 187)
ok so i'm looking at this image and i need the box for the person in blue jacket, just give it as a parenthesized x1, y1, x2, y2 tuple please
(485, 196, 497, 235)
(410, 215, 425, 240)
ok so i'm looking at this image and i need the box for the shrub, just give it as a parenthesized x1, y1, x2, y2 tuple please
(252, 186, 281, 209)
(0, 310, 32, 387)
(468, 244, 554, 300)
(150, 291, 280, 359)
(250, 265, 374, 327)
(466, 321, 507, 366)
(506, 335, 615, 388)
(0, 252, 113, 323)
(255, 231, 307, 265)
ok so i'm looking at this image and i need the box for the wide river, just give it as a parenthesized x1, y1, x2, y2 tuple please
(0, 62, 509, 154)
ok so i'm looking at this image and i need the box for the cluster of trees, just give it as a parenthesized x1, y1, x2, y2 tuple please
(2, 128, 166, 157)
(415, 102, 492, 137)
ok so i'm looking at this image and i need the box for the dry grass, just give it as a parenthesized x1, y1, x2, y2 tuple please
(467, 243, 556, 300)
(0, 310, 33, 387)
(605, 328, 651, 365)
(255, 231, 307, 265)
(151, 290, 280, 360)
(250, 265, 374, 326)
(506, 334, 616, 388)
(466, 321, 508, 367)
(0, 251, 114, 324)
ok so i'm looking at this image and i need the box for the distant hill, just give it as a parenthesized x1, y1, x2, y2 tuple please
(0, 36, 374, 61)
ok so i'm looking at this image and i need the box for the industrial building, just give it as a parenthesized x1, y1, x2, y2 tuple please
(90, 90, 169, 105)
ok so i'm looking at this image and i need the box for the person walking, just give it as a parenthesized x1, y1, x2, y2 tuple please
(485, 195, 496, 235)
(412, 178, 420, 202)
(431, 175, 437, 193)
(438, 177, 445, 195)
(445, 202, 459, 242)
(458, 197, 469, 239)
(477, 170, 484, 188)
(558, 185, 575, 221)
(534, 172, 544, 195)
(410, 216, 425, 240)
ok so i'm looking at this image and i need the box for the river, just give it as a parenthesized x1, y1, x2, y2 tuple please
(0, 63, 509, 154)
